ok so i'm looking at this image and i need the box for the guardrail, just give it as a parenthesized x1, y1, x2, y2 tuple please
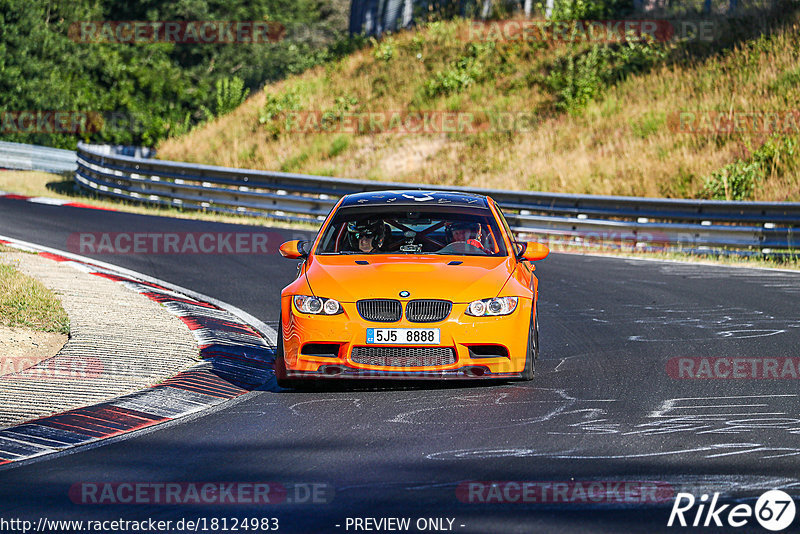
(0, 141, 77, 173)
(74, 142, 799, 254)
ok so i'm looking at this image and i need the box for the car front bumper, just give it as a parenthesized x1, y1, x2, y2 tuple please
(280, 296, 533, 380)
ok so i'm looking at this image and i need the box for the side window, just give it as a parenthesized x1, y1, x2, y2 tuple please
(494, 206, 519, 254)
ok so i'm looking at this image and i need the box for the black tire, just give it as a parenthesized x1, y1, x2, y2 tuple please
(533, 305, 540, 361)
(520, 303, 538, 381)
(274, 320, 293, 388)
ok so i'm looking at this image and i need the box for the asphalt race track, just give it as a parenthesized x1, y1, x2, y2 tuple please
(1, 196, 800, 533)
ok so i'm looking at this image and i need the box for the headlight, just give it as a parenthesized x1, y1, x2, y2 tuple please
(465, 297, 518, 316)
(293, 295, 342, 315)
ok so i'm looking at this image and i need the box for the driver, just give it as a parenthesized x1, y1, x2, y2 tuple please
(448, 221, 485, 251)
(347, 219, 385, 253)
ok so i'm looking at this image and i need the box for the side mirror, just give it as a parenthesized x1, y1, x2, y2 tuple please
(279, 240, 309, 259)
(516, 241, 549, 261)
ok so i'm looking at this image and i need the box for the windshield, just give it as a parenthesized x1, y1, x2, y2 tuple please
(316, 207, 508, 256)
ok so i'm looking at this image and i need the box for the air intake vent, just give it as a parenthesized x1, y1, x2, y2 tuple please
(351, 346, 456, 367)
(356, 299, 402, 322)
(405, 299, 452, 323)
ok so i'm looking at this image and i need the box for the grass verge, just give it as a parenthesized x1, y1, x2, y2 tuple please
(0, 260, 70, 334)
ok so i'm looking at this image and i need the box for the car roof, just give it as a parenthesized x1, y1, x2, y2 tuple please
(339, 190, 490, 209)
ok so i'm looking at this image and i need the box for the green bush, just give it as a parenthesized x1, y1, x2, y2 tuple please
(320, 95, 360, 133)
(702, 136, 798, 200)
(325, 96, 360, 118)
(545, 46, 607, 112)
(544, 0, 631, 20)
(200, 77, 250, 123)
(544, 41, 667, 114)
(702, 160, 762, 200)
(215, 77, 250, 116)
(259, 89, 302, 139)
(768, 67, 800, 96)
(372, 37, 396, 62)
(630, 111, 666, 139)
(423, 42, 498, 99)
(280, 151, 309, 172)
(328, 135, 350, 157)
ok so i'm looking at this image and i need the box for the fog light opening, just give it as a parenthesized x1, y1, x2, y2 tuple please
(464, 366, 487, 377)
(322, 365, 343, 376)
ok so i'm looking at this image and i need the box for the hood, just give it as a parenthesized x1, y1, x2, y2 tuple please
(304, 254, 515, 303)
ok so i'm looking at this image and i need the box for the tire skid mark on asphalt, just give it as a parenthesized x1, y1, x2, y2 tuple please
(288, 398, 365, 416)
(559, 303, 800, 342)
(428, 442, 776, 460)
(651, 262, 800, 295)
(425, 394, 800, 462)
(387, 388, 591, 427)
(0, 239, 276, 467)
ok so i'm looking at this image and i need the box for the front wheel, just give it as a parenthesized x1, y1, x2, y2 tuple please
(533, 306, 540, 361)
(274, 320, 293, 388)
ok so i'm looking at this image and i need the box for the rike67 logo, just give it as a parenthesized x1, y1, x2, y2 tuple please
(668, 490, 796, 531)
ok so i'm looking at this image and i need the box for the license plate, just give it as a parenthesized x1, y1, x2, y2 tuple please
(366, 328, 440, 345)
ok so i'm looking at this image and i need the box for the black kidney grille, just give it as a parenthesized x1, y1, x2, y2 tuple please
(406, 299, 452, 322)
(351, 346, 456, 367)
(356, 299, 402, 322)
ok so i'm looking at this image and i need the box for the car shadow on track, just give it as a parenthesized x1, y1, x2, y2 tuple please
(257, 375, 520, 393)
(206, 347, 525, 394)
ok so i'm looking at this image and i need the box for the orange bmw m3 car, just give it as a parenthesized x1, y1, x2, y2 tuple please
(276, 190, 549, 386)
